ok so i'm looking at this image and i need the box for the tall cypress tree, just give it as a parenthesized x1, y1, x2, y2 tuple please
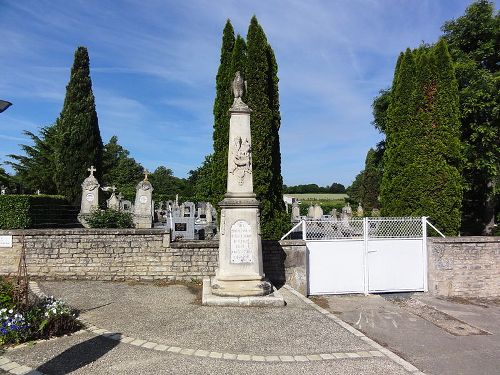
(54, 46, 103, 203)
(360, 148, 382, 211)
(381, 42, 462, 234)
(380, 49, 417, 215)
(246, 16, 287, 239)
(212, 21, 235, 209)
(266, 44, 286, 215)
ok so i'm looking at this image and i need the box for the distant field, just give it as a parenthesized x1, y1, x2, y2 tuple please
(285, 193, 348, 201)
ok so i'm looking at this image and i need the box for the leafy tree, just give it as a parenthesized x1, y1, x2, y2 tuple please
(246, 16, 287, 239)
(211, 21, 235, 209)
(149, 166, 186, 200)
(188, 154, 215, 202)
(442, 0, 498, 72)
(442, 0, 499, 234)
(329, 183, 346, 193)
(7, 126, 58, 194)
(53, 46, 103, 203)
(101, 136, 144, 200)
(346, 171, 365, 205)
(372, 88, 392, 134)
(0, 166, 10, 186)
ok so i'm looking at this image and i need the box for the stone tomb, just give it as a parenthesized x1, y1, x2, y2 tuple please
(202, 72, 284, 307)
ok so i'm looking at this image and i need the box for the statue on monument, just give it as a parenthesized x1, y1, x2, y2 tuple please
(230, 71, 249, 111)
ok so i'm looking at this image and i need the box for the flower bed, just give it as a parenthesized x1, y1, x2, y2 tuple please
(0, 277, 82, 346)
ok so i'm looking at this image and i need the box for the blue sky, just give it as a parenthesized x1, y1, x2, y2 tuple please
(0, 0, 486, 187)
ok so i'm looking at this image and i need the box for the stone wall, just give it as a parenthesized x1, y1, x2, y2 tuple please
(3, 229, 496, 298)
(0, 229, 307, 294)
(428, 237, 500, 298)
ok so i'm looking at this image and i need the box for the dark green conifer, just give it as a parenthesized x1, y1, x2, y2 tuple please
(380, 49, 417, 215)
(54, 46, 103, 203)
(246, 16, 287, 239)
(360, 148, 382, 211)
(381, 42, 462, 234)
(212, 21, 236, 209)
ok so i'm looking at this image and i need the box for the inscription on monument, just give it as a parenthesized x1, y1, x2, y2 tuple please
(85, 193, 94, 202)
(230, 220, 253, 263)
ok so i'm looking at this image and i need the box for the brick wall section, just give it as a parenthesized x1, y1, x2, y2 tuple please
(0, 229, 307, 294)
(428, 237, 500, 298)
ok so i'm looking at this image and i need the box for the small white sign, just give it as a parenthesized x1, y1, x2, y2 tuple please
(86, 192, 94, 202)
(0, 235, 13, 248)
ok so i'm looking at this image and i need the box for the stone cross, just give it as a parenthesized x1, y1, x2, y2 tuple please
(88, 166, 97, 176)
(143, 169, 149, 181)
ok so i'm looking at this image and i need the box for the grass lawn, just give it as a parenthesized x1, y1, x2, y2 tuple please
(284, 193, 348, 201)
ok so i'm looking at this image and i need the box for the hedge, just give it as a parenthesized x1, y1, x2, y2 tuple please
(0, 195, 78, 229)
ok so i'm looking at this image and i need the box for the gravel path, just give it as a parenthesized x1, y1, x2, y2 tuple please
(0, 281, 424, 375)
(38, 281, 372, 355)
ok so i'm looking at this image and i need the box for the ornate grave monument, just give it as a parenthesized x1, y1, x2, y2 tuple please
(203, 72, 284, 306)
(133, 171, 154, 229)
(78, 166, 100, 227)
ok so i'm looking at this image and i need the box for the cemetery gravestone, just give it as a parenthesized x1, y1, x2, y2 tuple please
(307, 205, 315, 218)
(133, 172, 154, 229)
(78, 166, 100, 227)
(357, 203, 364, 217)
(313, 204, 323, 219)
(106, 186, 120, 210)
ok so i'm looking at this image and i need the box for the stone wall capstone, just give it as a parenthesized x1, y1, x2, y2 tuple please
(0, 229, 307, 295)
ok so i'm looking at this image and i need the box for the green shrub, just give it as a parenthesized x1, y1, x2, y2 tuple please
(0, 278, 82, 347)
(0, 195, 74, 229)
(86, 209, 134, 228)
(0, 277, 14, 310)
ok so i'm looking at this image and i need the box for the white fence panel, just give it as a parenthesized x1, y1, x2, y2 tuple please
(302, 217, 428, 295)
(367, 239, 425, 292)
(308, 240, 365, 295)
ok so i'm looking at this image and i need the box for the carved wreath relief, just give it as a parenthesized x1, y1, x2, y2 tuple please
(230, 136, 252, 185)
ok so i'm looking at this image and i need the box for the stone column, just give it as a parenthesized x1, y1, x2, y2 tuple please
(211, 77, 271, 297)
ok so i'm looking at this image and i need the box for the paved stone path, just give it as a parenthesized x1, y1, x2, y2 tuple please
(0, 281, 426, 375)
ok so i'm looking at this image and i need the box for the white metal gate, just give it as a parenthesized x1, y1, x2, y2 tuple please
(289, 217, 428, 295)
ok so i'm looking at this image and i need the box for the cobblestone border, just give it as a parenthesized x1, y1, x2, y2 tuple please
(28, 281, 424, 371)
(0, 356, 45, 375)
